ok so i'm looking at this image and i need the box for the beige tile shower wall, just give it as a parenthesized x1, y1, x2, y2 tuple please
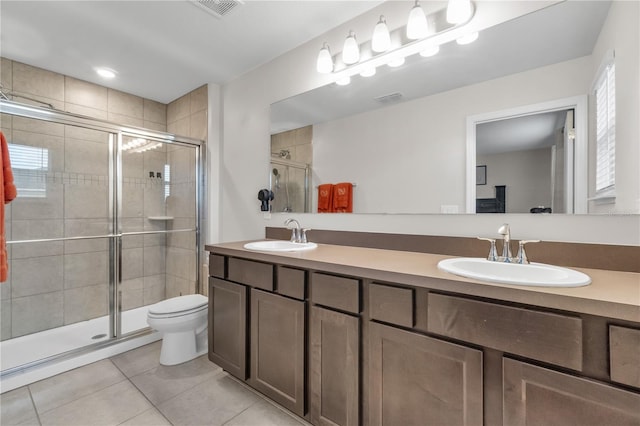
(165, 85, 207, 297)
(1, 58, 170, 340)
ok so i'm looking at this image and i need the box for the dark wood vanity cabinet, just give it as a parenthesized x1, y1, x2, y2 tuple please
(368, 322, 483, 426)
(249, 289, 305, 417)
(503, 358, 640, 425)
(207, 250, 640, 426)
(309, 272, 361, 426)
(208, 277, 247, 380)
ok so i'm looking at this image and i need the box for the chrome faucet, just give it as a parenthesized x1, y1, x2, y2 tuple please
(284, 218, 309, 243)
(479, 224, 540, 264)
(497, 223, 512, 262)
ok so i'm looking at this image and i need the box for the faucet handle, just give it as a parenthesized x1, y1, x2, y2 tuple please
(516, 240, 540, 264)
(300, 228, 311, 244)
(477, 237, 498, 261)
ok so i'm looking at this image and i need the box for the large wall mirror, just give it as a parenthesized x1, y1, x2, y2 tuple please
(270, 1, 638, 215)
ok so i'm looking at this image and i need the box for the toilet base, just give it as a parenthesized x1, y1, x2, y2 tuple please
(159, 329, 208, 366)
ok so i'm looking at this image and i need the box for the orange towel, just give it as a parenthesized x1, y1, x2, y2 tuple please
(317, 183, 333, 213)
(1, 131, 17, 282)
(332, 182, 353, 213)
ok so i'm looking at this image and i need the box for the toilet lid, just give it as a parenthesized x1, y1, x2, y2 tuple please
(148, 294, 208, 315)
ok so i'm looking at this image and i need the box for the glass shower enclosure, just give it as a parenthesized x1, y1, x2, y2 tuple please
(0, 100, 204, 378)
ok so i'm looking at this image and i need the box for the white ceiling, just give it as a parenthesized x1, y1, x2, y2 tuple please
(0, 0, 382, 103)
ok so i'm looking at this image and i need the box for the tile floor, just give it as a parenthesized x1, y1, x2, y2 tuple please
(0, 341, 309, 426)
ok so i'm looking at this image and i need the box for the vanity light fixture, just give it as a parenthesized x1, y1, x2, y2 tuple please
(316, 0, 477, 84)
(447, 0, 473, 24)
(406, 1, 429, 40)
(372, 15, 391, 53)
(342, 31, 360, 65)
(360, 67, 377, 77)
(456, 31, 479, 45)
(387, 57, 406, 68)
(419, 44, 440, 57)
(316, 43, 334, 73)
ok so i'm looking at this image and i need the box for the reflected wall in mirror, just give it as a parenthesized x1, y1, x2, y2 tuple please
(270, 1, 639, 215)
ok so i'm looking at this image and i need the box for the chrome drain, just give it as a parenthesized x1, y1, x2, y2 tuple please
(92, 334, 107, 340)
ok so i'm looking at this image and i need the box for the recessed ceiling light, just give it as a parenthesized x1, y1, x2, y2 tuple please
(95, 68, 116, 79)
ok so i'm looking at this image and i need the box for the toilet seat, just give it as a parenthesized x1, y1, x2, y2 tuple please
(148, 294, 208, 318)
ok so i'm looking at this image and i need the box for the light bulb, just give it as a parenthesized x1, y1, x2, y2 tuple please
(419, 44, 440, 57)
(316, 43, 333, 74)
(447, 0, 472, 24)
(360, 67, 376, 77)
(336, 76, 351, 86)
(342, 31, 360, 65)
(387, 57, 405, 68)
(372, 15, 391, 53)
(456, 31, 479, 45)
(407, 1, 428, 40)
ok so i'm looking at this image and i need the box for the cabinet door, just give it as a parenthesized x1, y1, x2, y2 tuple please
(250, 289, 305, 417)
(208, 278, 247, 379)
(369, 322, 483, 426)
(503, 358, 640, 426)
(310, 306, 359, 426)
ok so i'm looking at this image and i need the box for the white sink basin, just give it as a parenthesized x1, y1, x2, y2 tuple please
(437, 257, 591, 287)
(244, 240, 318, 252)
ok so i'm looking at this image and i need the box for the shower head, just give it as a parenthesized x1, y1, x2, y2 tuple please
(272, 168, 279, 176)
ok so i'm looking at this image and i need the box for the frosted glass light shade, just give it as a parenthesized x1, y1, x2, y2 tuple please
(407, 2, 428, 40)
(316, 43, 333, 74)
(456, 31, 479, 45)
(372, 16, 391, 53)
(342, 31, 360, 65)
(419, 44, 440, 57)
(360, 67, 376, 77)
(447, 0, 472, 24)
(387, 57, 405, 68)
(336, 76, 351, 86)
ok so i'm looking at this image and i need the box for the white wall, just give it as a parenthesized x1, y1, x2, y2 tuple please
(477, 147, 552, 213)
(588, 1, 640, 215)
(213, 1, 639, 246)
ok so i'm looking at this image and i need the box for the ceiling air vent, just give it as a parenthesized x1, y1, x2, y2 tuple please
(374, 92, 404, 104)
(190, 0, 243, 18)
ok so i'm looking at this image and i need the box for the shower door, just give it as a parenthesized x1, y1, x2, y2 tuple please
(2, 115, 114, 371)
(1, 101, 203, 376)
(118, 134, 199, 335)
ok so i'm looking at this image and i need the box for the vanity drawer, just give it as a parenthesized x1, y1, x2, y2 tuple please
(428, 293, 583, 371)
(228, 257, 274, 291)
(311, 272, 360, 314)
(278, 266, 306, 300)
(209, 254, 226, 279)
(610, 325, 640, 388)
(369, 283, 414, 328)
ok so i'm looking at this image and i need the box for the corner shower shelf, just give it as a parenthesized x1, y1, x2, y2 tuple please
(147, 216, 174, 221)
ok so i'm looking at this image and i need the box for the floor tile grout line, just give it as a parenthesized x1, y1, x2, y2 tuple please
(109, 358, 175, 426)
(28, 361, 130, 418)
(27, 386, 43, 426)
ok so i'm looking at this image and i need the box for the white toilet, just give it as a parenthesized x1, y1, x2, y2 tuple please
(147, 294, 209, 366)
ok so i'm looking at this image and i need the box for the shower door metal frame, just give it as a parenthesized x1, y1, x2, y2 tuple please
(270, 157, 311, 212)
(0, 100, 206, 376)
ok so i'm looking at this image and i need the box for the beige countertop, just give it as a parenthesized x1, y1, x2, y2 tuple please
(206, 240, 640, 323)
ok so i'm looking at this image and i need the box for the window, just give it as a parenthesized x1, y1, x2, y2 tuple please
(8, 143, 49, 198)
(164, 163, 171, 200)
(594, 60, 615, 195)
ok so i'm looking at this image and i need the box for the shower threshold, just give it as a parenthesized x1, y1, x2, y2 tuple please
(0, 306, 161, 393)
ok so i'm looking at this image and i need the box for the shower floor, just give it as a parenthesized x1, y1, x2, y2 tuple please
(0, 306, 161, 392)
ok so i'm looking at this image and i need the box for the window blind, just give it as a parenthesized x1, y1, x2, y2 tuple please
(7, 143, 49, 198)
(595, 63, 615, 193)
